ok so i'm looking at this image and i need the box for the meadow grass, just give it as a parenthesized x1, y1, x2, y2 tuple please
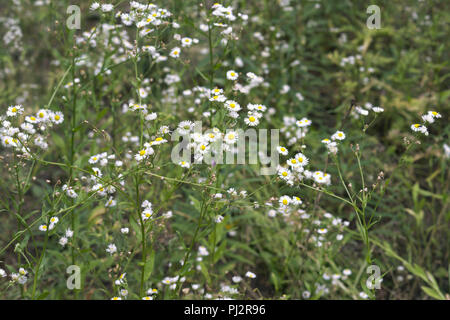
(0, 0, 448, 300)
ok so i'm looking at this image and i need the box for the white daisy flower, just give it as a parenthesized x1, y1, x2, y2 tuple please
(106, 243, 117, 255)
(331, 131, 346, 140)
(169, 47, 181, 58)
(226, 70, 239, 80)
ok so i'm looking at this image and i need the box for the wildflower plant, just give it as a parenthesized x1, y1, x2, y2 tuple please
(0, 0, 448, 301)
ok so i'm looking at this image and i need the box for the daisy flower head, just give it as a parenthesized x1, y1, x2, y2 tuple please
(59, 237, 68, 246)
(177, 120, 194, 135)
(169, 47, 181, 58)
(105, 197, 117, 207)
(296, 118, 312, 128)
(135, 146, 154, 161)
(25, 115, 39, 124)
(49, 216, 59, 229)
(277, 146, 288, 155)
(36, 109, 49, 122)
(181, 37, 193, 47)
(225, 100, 241, 112)
(226, 70, 239, 80)
(62, 184, 78, 198)
(245, 271, 256, 279)
(142, 207, 153, 221)
(279, 195, 291, 207)
(254, 104, 267, 112)
(224, 131, 238, 144)
(39, 224, 48, 232)
(278, 166, 292, 180)
(7, 105, 24, 117)
(287, 157, 300, 167)
(106, 243, 117, 255)
(179, 160, 190, 168)
(210, 87, 223, 95)
(292, 196, 303, 205)
(50, 111, 64, 124)
(150, 137, 168, 146)
(209, 94, 227, 103)
(331, 131, 346, 141)
(372, 106, 384, 113)
(411, 124, 428, 136)
(89, 154, 100, 164)
(295, 153, 309, 166)
(422, 111, 441, 124)
(313, 171, 331, 185)
(139, 88, 148, 98)
(1, 136, 16, 148)
(244, 114, 260, 126)
(428, 111, 441, 119)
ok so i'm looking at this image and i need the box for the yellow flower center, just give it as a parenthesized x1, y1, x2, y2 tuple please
(282, 172, 288, 177)
(12, 107, 17, 112)
(139, 150, 146, 156)
(39, 112, 44, 118)
(282, 199, 288, 205)
(55, 115, 60, 120)
(30, 116, 36, 121)
(249, 116, 255, 122)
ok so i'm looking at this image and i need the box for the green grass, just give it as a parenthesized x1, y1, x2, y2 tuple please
(0, 0, 448, 300)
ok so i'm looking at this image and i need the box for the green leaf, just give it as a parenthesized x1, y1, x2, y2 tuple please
(421, 286, 445, 300)
(143, 250, 156, 282)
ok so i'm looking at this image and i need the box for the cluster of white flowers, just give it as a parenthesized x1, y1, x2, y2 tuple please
(411, 110, 441, 136)
(10, 268, 28, 285)
(141, 200, 153, 221)
(280, 116, 312, 146)
(58, 228, 74, 247)
(39, 216, 59, 232)
(0, 106, 64, 155)
(174, 121, 241, 164)
(0, 17, 23, 52)
(352, 103, 384, 119)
